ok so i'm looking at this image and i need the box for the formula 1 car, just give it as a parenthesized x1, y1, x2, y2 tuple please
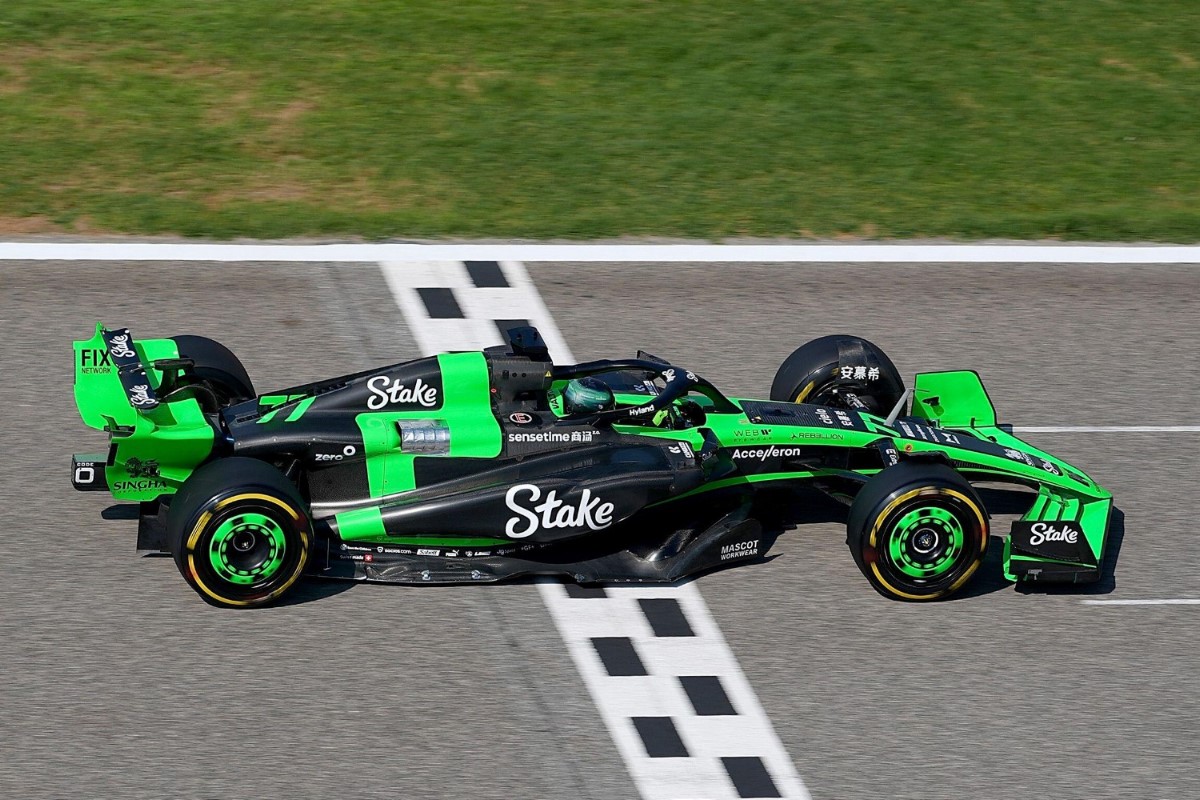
(72, 324, 1113, 607)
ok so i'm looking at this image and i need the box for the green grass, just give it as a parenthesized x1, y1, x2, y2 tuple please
(1, 1, 1199, 240)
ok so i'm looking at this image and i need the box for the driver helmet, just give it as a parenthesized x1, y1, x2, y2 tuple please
(563, 376, 615, 415)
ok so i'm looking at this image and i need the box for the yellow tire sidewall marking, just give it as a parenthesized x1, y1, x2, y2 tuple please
(792, 367, 839, 404)
(185, 493, 309, 607)
(867, 486, 987, 600)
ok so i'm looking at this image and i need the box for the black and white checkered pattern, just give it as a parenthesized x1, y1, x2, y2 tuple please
(545, 584, 804, 798)
(381, 260, 574, 361)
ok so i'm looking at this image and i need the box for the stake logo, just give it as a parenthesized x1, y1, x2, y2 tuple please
(504, 484, 615, 538)
(109, 335, 136, 358)
(128, 385, 154, 406)
(1027, 522, 1079, 546)
(1011, 520, 1086, 561)
(366, 375, 438, 410)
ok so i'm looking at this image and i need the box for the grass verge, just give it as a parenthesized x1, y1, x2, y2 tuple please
(1, 1, 1198, 240)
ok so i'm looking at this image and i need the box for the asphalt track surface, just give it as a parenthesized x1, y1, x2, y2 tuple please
(3, 258, 1199, 799)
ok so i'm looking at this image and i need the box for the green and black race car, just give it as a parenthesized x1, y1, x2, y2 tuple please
(72, 324, 1113, 608)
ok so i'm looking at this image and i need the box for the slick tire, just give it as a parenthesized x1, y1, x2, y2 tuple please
(846, 462, 988, 601)
(167, 458, 311, 608)
(770, 335, 905, 417)
(170, 335, 255, 405)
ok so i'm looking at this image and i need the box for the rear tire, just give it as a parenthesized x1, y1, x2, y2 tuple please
(770, 335, 905, 417)
(170, 335, 255, 405)
(167, 458, 311, 608)
(846, 462, 988, 601)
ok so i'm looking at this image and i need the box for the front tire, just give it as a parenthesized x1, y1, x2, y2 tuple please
(770, 334, 905, 417)
(846, 462, 988, 601)
(167, 458, 311, 608)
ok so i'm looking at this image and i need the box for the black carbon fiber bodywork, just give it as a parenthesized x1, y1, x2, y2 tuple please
(318, 495, 769, 585)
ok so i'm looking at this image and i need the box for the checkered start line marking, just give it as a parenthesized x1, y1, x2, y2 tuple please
(380, 260, 810, 800)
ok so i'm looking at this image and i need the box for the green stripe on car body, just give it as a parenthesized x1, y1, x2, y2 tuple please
(341, 352, 503, 541)
(355, 351, 501, 498)
(335, 507, 387, 541)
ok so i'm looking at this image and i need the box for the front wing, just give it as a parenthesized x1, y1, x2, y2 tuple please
(909, 370, 1113, 583)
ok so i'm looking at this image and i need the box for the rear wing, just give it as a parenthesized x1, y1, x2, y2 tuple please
(74, 323, 170, 431)
(72, 324, 217, 502)
(102, 327, 160, 411)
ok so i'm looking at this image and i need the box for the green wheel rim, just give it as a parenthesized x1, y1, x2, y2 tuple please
(208, 512, 288, 586)
(886, 505, 965, 579)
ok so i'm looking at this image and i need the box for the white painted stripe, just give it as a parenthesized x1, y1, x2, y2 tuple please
(376, 260, 809, 799)
(493, 260, 576, 365)
(1082, 599, 1200, 606)
(1016, 426, 1200, 433)
(5, 241, 1200, 262)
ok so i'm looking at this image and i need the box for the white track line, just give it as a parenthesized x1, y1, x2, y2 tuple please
(5, 242, 1200, 262)
(1082, 599, 1200, 606)
(379, 259, 810, 800)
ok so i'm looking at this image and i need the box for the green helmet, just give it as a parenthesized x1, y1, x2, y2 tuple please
(563, 376, 615, 415)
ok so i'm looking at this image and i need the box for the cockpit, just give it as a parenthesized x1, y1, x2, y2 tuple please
(486, 325, 737, 431)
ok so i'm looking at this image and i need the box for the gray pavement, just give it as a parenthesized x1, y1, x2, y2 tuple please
(1, 258, 1197, 799)
(530, 261, 1200, 426)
